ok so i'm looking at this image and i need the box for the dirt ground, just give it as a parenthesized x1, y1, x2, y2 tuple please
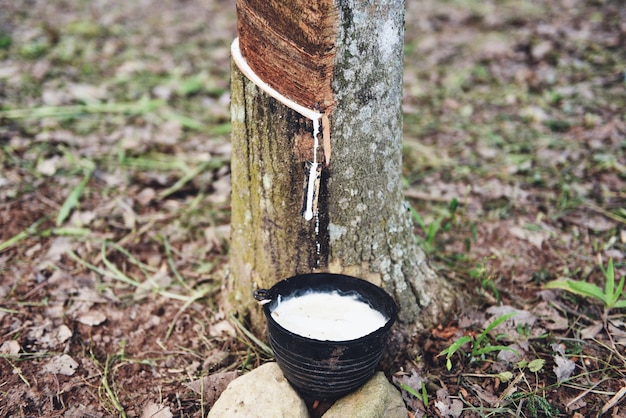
(1, 0, 625, 417)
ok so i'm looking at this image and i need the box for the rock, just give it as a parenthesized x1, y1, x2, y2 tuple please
(322, 372, 407, 418)
(208, 364, 407, 418)
(207, 362, 308, 418)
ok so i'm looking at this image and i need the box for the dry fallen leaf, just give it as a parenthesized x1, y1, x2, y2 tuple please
(532, 301, 569, 331)
(497, 341, 526, 363)
(431, 324, 460, 340)
(135, 188, 157, 206)
(35, 237, 75, 271)
(202, 349, 230, 371)
(141, 402, 173, 418)
(76, 311, 107, 326)
(508, 225, 551, 249)
(209, 319, 237, 337)
(43, 354, 79, 376)
(36, 156, 62, 176)
(186, 371, 240, 408)
(67, 83, 108, 103)
(56, 324, 73, 343)
(553, 355, 576, 383)
(0, 340, 20, 355)
(580, 322, 603, 340)
(435, 389, 463, 418)
(470, 383, 499, 406)
(562, 213, 616, 232)
(608, 320, 626, 347)
(434, 400, 463, 418)
(565, 395, 587, 412)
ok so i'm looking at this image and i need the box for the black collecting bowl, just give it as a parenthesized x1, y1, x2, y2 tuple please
(254, 273, 398, 401)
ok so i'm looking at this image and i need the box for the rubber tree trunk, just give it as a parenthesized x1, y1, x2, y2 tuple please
(228, 0, 455, 333)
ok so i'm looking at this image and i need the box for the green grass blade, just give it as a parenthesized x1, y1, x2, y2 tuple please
(162, 111, 204, 130)
(100, 242, 143, 288)
(612, 275, 625, 307)
(106, 241, 157, 276)
(101, 355, 127, 417)
(565, 280, 606, 302)
(120, 154, 189, 172)
(440, 335, 473, 357)
(67, 249, 109, 277)
(0, 217, 48, 252)
(449, 197, 459, 213)
(229, 314, 273, 357)
(162, 236, 191, 291)
(421, 382, 429, 407)
(157, 160, 217, 199)
(473, 345, 520, 357)
(209, 122, 231, 135)
(605, 259, 615, 303)
(0, 99, 165, 120)
(475, 312, 517, 348)
(56, 167, 94, 226)
(545, 279, 606, 302)
(426, 217, 442, 246)
(410, 206, 426, 231)
(165, 283, 217, 339)
(440, 335, 473, 369)
(39, 227, 91, 237)
(484, 312, 517, 334)
(399, 383, 420, 398)
(100, 242, 189, 301)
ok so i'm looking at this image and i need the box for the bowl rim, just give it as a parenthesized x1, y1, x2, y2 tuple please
(258, 272, 398, 344)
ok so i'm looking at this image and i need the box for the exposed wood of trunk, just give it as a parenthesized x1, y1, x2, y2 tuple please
(228, 0, 455, 332)
(229, 60, 327, 329)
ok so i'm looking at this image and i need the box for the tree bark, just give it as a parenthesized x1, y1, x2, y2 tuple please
(228, 0, 455, 333)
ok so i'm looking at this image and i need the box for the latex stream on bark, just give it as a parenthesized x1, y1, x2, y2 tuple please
(231, 37, 330, 223)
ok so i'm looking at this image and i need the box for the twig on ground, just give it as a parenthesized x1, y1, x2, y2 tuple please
(564, 379, 608, 410)
(601, 386, 626, 415)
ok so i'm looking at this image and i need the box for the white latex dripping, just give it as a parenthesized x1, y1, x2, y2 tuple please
(231, 38, 330, 223)
(303, 117, 320, 221)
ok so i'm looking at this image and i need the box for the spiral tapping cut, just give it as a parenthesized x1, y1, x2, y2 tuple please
(231, 38, 330, 223)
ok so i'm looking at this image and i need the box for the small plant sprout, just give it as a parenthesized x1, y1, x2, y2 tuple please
(55, 160, 95, 226)
(398, 381, 430, 407)
(545, 258, 626, 318)
(520, 358, 546, 373)
(439, 312, 520, 371)
(410, 197, 459, 253)
(546, 259, 626, 365)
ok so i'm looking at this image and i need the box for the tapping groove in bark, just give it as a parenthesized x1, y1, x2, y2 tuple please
(237, 0, 337, 111)
(228, 0, 456, 333)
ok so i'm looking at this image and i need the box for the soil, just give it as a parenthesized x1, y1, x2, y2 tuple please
(1, 0, 625, 417)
